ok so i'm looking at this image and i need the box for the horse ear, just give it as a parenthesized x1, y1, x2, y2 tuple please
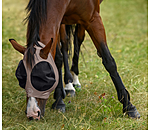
(40, 38, 53, 59)
(9, 39, 26, 54)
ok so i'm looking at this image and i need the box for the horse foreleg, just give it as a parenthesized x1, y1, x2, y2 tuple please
(71, 24, 85, 89)
(52, 45, 66, 112)
(85, 12, 140, 118)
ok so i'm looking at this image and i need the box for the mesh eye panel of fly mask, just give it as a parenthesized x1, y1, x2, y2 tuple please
(15, 41, 59, 99)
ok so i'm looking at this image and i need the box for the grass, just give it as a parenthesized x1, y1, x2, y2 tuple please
(2, 0, 148, 129)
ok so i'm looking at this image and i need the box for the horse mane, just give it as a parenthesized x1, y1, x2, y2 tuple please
(24, 0, 47, 67)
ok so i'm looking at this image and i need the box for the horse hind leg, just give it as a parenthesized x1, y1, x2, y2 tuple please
(60, 24, 75, 97)
(71, 24, 85, 89)
(61, 40, 76, 97)
(85, 12, 140, 119)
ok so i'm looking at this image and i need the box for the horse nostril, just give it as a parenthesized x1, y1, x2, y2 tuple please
(25, 109, 27, 114)
(38, 111, 40, 117)
(29, 117, 34, 120)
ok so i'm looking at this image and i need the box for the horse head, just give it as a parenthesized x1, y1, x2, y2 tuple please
(9, 39, 58, 120)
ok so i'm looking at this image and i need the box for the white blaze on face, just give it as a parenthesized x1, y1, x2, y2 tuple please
(27, 97, 41, 120)
(72, 72, 81, 86)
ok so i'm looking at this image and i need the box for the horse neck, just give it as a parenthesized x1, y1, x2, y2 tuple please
(38, 0, 71, 58)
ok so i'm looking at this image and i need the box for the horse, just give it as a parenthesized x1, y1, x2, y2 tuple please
(9, 0, 140, 120)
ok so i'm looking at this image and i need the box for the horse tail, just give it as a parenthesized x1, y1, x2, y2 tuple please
(65, 25, 74, 66)
(24, 0, 47, 67)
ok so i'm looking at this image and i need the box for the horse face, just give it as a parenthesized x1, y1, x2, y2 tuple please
(9, 39, 59, 120)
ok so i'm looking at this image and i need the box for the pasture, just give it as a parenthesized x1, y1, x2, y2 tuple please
(2, 0, 148, 129)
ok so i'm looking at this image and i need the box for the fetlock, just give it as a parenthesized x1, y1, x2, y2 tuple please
(119, 89, 131, 112)
(52, 97, 65, 113)
(54, 88, 66, 99)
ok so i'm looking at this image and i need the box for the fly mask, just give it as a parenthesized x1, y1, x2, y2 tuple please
(15, 41, 59, 99)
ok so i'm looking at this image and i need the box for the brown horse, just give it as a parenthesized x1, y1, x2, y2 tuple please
(9, 0, 140, 120)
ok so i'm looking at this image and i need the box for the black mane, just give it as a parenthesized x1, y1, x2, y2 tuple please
(25, 0, 47, 67)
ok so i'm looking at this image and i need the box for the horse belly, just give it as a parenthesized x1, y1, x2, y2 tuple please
(62, 15, 84, 25)
(62, 0, 97, 25)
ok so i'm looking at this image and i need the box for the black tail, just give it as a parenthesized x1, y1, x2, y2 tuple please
(24, 0, 47, 67)
(65, 25, 75, 67)
(65, 25, 86, 70)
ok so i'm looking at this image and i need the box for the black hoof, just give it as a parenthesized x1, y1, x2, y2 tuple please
(65, 90, 75, 97)
(125, 105, 140, 119)
(73, 84, 81, 89)
(51, 98, 65, 113)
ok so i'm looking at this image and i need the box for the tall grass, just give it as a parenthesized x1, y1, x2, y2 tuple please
(2, 0, 148, 129)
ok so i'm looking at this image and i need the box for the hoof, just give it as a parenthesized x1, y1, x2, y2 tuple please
(65, 90, 75, 97)
(125, 105, 140, 119)
(73, 84, 81, 89)
(52, 98, 65, 113)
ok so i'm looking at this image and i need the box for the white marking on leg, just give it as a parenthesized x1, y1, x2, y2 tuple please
(72, 72, 81, 86)
(64, 82, 75, 91)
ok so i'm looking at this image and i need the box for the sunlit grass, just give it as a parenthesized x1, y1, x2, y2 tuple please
(2, 0, 148, 129)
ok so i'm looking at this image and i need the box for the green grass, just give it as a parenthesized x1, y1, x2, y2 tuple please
(2, 0, 148, 129)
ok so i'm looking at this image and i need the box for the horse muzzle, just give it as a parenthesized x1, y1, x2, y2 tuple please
(26, 97, 41, 120)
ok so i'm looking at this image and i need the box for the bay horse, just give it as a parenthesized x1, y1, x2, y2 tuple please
(9, 0, 140, 120)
